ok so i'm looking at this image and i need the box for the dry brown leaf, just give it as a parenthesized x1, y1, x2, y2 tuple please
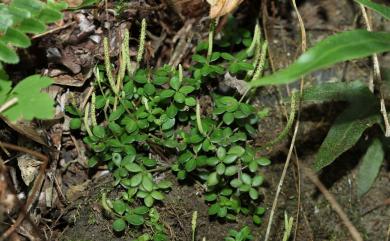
(17, 154, 41, 186)
(207, 0, 243, 19)
(1, 117, 47, 146)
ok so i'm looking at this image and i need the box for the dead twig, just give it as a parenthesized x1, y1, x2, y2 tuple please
(0, 142, 49, 241)
(32, 22, 76, 39)
(301, 164, 363, 241)
(362, 198, 390, 216)
(0, 97, 18, 114)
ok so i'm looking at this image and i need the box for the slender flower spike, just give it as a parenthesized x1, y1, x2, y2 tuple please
(136, 19, 147, 66)
(83, 102, 93, 137)
(179, 64, 183, 83)
(191, 211, 198, 241)
(103, 37, 118, 94)
(251, 40, 268, 82)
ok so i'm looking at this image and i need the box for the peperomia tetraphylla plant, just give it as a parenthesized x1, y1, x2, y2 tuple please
(71, 18, 272, 232)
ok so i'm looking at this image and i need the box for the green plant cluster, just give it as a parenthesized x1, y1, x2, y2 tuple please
(224, 226, 253, 241)
(0, 0, 67, 122)
(72, 18, 270, 233)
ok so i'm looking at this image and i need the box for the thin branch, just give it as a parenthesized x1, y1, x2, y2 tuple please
(301, 164, 363, 241)
(0, 142, 49, 241)
(0, 97, 18, 114)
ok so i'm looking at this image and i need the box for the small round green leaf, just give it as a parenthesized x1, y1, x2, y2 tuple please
(248, 160, 258, 172)
(2, 28, 31, 48)
(219, 97, 238, 112)
(185, 97, 196, 106)
(162, 118, 175, 130)
(92, 125, 106, 139)
(112, 219, 126, 232)
(217, 147, 226, 159)
(133, 206, 149, 215)
(170, 76, 181, 90)
(144, 195, 154, 207)
(160, 89, 175, 99)
(208, 203, 220, 215)
(230, 178, 242, 188)
(151, 191, 164, 200)
(249, 188, 259, 200)
(253, 215, 262, 225)
(144, 83, 156, 95)
(157, 180, 172, 189)
(256, 157, 271, 166)
(224, 165, 238, 176)
(166, 104, 178, 118)
(228, 145, 245, 156)
(217, 207, 228, 217)
(124, 163, 142, 172)
(216, 163, 226, 175)
(179, 86, 195, 95)
(69, 118, 81, 129)
(204, 193, 217, 202)
(251, 175, 264, 187)
(130, 173, 143, 187)
(174, 92, 185, 103)
(241, 173, 252, 185)
(185, 158, 197, 172)
(207, 157, 219, 166)
(113, 200, 126, 215)
(125, 119, 138, 133)
(223, 112, 234, 125)
(0, 41, 19, 64)
(223, 154, 238, 164)
(125, 214, 144, 226)
(112, 153, 122, 166)
(142, 175, 154, 192)
(18, 19, 46, 34)
(207, 172, 219, 186)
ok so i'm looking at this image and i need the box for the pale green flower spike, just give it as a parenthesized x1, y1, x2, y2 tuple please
(191, 211, 198, 241)
(123, 29, 132, 77)
(116, 37, 127, 91)
(251, 40, 268, 82)
(264, 90, 298, 148)
(247, 21, 261, 56)
(136, 19, 147, 66)
(207, 19, 216, 64)
(83, 102, 93, 137)
(179, 64, 183, 83)
(282, 212, 294, 241)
